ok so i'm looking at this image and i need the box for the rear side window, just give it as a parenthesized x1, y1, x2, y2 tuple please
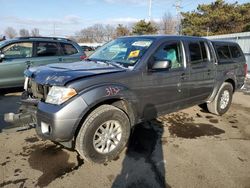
(61, 43, 78, 55)
(229, 45, 243, 59)
(189, 42, 202, 63)
(188, 41, 210, 63)
(215, 45, 231, 60)
(35, 42, 60, 57)
(200, 42, 208, 61)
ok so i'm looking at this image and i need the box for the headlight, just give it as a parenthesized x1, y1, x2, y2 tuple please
(45, 86, 77, 105)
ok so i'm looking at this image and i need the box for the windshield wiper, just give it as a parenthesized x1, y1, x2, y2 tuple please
(105, 60, 128, 69)
(85, 58, 127, 69)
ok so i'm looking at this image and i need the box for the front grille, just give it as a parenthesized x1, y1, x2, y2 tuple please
(28, 80, 50, 101)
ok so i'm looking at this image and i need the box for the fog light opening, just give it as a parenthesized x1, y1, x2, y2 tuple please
(41, 122, 51, 134)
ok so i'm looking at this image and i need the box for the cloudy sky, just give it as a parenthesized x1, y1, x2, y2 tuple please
(0, 0, 248, 36)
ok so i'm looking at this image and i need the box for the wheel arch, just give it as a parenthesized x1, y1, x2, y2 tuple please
(207, 77, 236, 103)
(225, 78, 235, 92)
(73, 97, 137, 142)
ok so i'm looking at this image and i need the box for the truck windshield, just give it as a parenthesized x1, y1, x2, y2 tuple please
(89, 37, 154, 67)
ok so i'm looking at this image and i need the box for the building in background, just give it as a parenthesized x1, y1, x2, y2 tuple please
(206, 32, 250, 71)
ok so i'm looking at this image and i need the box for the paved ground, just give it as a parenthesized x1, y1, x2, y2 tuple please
(0, 90, 250, 188)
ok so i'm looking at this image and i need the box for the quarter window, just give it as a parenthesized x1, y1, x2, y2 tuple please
(35, 42, 60, 57)
(61, 43, 78, 55)
(153, 41, 183, 69)
(2, 42, 33, 59)
(229, 45, 242, 59)
(215, 45, 231, 60)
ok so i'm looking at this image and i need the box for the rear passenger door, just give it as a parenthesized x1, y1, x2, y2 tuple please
(32, 41, 62, 67)
(187, 40, 215, 103)
(59, 42, 81, 63)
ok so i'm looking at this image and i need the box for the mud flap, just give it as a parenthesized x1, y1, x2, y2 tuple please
(3, 98, 38, 132)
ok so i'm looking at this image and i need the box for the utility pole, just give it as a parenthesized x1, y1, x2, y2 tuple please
(148, 0, 152, 21)
(206, 27, 210, 36)
(174, 0, 182, 35)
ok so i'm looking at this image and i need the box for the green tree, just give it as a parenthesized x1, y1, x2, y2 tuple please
(132, 20, 158, 35)
(181, 0, 250, 36)
(115, 24, 130, 37)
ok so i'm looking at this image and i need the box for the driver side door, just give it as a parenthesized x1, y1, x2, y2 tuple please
(140, 40, 190, 119)
(0, 42, 33, 88)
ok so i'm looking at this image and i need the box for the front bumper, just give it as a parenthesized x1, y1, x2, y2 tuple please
(36, 95, 88, 142)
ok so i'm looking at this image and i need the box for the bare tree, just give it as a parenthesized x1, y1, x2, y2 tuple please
(19, 29, 30, 37)
(161, 13, 177, 34)
(31, 28, 40, 36)
(91, 24, 105, 43)
(76, 27, 95, 43)
(77, 24, 115, 43)
(103, 25, 116, 42)
(4, 27, 17, 39)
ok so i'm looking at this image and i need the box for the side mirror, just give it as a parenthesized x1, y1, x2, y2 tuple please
(151, 59, 172, 71)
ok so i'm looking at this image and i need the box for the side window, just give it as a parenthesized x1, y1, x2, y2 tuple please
(35, 42, 60, 57)
(188, 41, 210, 64)
(2, 42, 33, 59)
(229, 45, 243, 59)
(61, 43, 78, 55)
(215, 45, 231, 60)
(189, 42, 202, 63)
(200, 42, 208, 61)
(153, 41, 183, 69)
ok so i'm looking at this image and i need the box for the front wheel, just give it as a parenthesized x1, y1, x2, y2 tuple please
(76, 105, 130, 163)
(207, 82, 233, 116)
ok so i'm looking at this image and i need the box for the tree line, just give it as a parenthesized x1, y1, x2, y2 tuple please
(2, 0, 250, 41)
(181, 0, 250, 36)
(3, 27, 40, 39)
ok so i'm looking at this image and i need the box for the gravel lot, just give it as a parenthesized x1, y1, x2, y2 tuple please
(0, 89, 250, 188)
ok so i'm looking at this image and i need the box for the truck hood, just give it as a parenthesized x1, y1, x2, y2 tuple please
(25, 60, 126, 86)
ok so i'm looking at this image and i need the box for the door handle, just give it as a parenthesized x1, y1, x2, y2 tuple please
(58, 58, 63, 62)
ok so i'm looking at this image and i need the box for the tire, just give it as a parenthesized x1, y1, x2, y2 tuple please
(207, 82, 233, 116)
(76, 105, 130, 163)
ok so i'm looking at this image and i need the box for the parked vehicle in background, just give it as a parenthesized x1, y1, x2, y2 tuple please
(81, 45, 94, 52)
(5, 36, 247, 164)
(0, 37, 86, 88)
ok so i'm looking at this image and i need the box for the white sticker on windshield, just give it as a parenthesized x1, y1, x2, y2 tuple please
(132, 41, 152, 47)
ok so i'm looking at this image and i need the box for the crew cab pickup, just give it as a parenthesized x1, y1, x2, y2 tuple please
(5, 36, 247, 163)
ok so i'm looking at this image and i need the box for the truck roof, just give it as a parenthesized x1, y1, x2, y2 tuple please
(211, 40, 239, 45)
(118, 35, 208, 41)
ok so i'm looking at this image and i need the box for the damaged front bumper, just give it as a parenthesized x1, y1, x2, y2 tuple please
(35, 95, 88, 143)
(4, 98, 38, 132)
(4, 92, 88, 148)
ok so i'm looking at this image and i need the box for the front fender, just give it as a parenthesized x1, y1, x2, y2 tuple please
(79, 83, 140, 124)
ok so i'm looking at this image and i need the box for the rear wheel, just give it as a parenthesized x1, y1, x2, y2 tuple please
(76, 105, 130, 163)
(207, 82, 233, 115)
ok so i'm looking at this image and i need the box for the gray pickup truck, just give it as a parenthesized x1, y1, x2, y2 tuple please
(5, 35, 247, 163)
